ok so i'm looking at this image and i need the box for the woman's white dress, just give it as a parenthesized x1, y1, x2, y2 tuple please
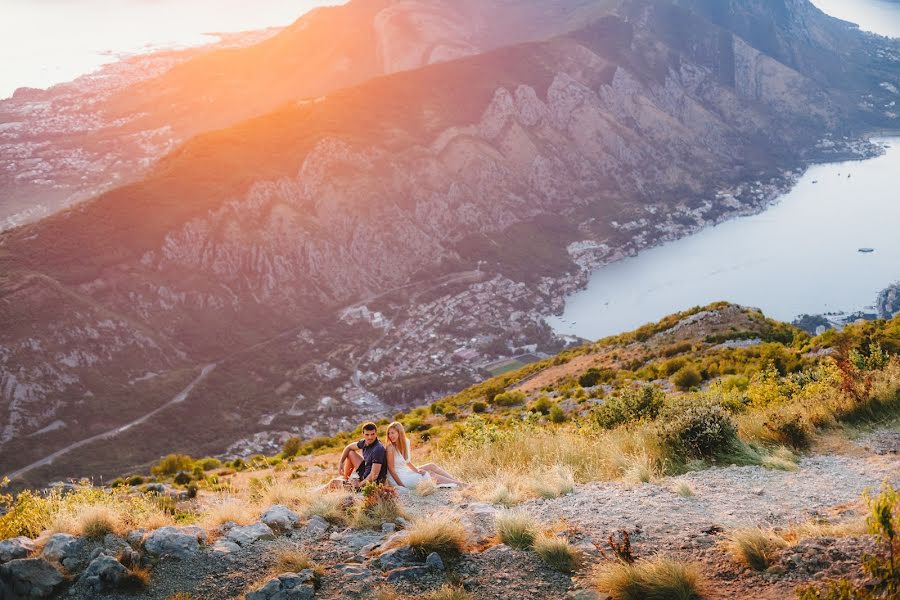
(387, 446, 430, 487)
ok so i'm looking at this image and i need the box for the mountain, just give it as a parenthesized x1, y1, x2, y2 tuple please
(1, 303, 899, 599)
(1, 0, 898, 485)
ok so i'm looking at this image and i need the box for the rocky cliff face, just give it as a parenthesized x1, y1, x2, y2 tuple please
(1, 0, 898, 483)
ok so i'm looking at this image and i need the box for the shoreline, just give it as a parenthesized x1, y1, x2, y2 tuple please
(541, 135, 897, 340)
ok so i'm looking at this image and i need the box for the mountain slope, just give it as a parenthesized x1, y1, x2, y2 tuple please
(1, 0, 898, 483)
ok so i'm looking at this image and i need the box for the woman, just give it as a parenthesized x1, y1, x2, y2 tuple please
(385, 421, 464, 488)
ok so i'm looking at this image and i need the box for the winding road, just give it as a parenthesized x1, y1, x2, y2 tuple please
(4, 363, 217, 481)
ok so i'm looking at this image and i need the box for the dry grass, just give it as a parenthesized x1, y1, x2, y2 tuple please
(414, 479, 437, 497)
(494, 510, 538, 549)
(529, 465, 575, 499)
(403, 514, 468, 559)
(303, 492, 352, 526)
(423, 585, 473, 600)
(725, 527, 788, 571)
(120, 565, 152, 590)
(51, 504, 123, 539)
(167, 594, 192, 600)
(534, 533, 582, 573)
(785, 517, 866, 542)
(373, 586, 401, 600)
(255, 479, 309, 509)
(594, 557, 705, 600)
(673, 482, 694, 498)
(200, 497, 257, 529)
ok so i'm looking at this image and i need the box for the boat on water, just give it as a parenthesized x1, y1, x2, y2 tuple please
(859, 247, 875, 253)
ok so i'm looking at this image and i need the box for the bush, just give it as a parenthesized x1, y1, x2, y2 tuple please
(672, 367, 703, 391)
(173, 471, 192, 486)
(198, 458, 221, 471)
(492, 391, 525, 407)
(549, 405, 567, 423)
(152, 454, 195, 477)
(764, 410, 812, 450)
(659, 399, 737, 458)
(594, 557, 705, 600)
(472, 401, 487, 414)
(532, 396, 553, 415)
(423, 585, 473, 600)
(579, 368, 613, 388)
(534, 534, 582, 573)
(355, 483, 404, 529)
(282, 437, 302, 458)
(593, 386, 665, 429)
(494, 510, 538, 549)
(404, 515, 468, 559)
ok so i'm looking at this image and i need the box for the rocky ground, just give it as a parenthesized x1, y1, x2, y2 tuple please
(2, 429, 899, 599)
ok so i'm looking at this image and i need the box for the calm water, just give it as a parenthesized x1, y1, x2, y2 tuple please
(811, 0, 900, 37)
(548, 139, 900, 340)
(0, 0, 343, 99)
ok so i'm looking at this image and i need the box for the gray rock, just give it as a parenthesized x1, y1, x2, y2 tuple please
(303, 516, 330, 537)
(143, 526, 205, 559)
(333, 563, 373, 582)
(425, 552, 444, 571)
(245, 570, 315, 600)
(261, 505, 301, 532)
(329, 528, 380, 551)
(386, 565, 431, 582)
(125, 529, 146, 548)
(381, 523, 397, 535)
(0, 537, 34, 563)
(40, 533, 84, 570)
(0, 558, 65, 598)
(377, 545, 418, 571)
(211, 540, 242, 554)
(226, 522, 276, 546)
(78, 554, 129, 593)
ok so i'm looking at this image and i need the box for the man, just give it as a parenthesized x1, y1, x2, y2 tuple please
(338, 422, 387, 489)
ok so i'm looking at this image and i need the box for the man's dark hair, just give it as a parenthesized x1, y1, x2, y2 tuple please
(362, 422, 377, 432)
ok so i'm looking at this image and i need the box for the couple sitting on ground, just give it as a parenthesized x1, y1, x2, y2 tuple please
(336, 421, 463, 491)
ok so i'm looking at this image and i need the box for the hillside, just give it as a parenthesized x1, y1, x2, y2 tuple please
(2, 0, 899, 485)
(2, 303, 900, 599)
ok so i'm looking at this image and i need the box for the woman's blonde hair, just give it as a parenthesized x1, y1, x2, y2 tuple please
(387, 421, 410, 461)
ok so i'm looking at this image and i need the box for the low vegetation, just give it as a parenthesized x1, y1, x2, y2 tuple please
(725, 527, 788, 571)
(533, 533, 582, 573)
(494, 510, 538, 549)
(403, 515, 468, 559)
(594, 556, 705, 600)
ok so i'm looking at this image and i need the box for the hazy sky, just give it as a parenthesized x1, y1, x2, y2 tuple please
(0, 0, 342, 98)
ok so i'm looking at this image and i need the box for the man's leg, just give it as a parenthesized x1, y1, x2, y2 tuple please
(342, 451, 363, 478)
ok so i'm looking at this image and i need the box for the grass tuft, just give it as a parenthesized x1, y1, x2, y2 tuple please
(494, 510, 538, 550)
(403, 515, 468, 559)
(534, 533, 582, 573)
(595, 556, 705, 600)
(725, 528, 787, 571)
(423, 585, 473, 600)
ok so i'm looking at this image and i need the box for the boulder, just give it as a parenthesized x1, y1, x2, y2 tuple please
(377, 545, 418, 571)
(143, 526, 205, 559)
(78, 554, 129, 593)
(0, 537, 34, 563)
(381, 523, 397, 535)
(226, 522, 276, 547)
(303, 516, 330, 537)
(328, 528, 380, 551)
(245, 570, 315, 600)
(211, 540, 242, 555)
(40, 533, 84, 570)
(125, 529, 147, 548)
(426, 552, 445, 571)
(261, 505, 301, 532)
(0, 558, 65, 598)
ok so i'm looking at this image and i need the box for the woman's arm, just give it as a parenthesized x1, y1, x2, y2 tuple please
(386, 447, 405, 487)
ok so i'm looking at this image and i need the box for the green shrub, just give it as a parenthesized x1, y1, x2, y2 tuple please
(127, 476, 145, 486)
(532, 396, 553, 415)
(593, 386, 665, 429)
(198, 458, 221, 471)
(549, 405, 567, 423)
(672, 367, 703, 391)
(173, 471, 192, 486)
(282, 437, 302, 458)
(659, 399, 737, 458)
(764, 410, 812, 450)
(472, 401, 487, 414)
(492, 391, 525, 407)
(579, 368, 613, 388)
(151, 454, 194, 477)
